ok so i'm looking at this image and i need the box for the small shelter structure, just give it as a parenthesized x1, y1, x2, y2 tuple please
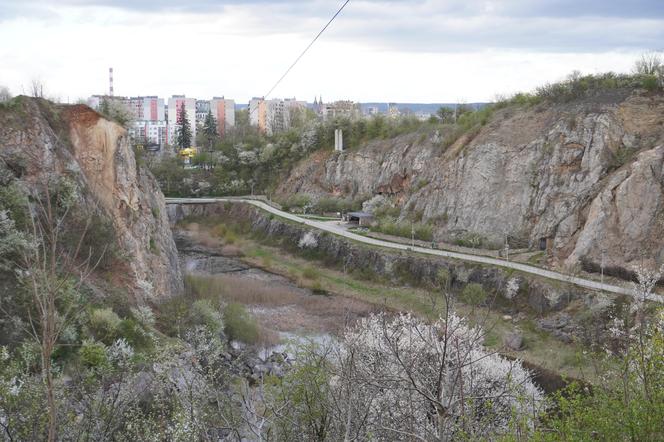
(344, 211, 374, 226)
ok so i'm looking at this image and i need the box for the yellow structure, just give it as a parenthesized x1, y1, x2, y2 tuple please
(179, 147, 197, 158)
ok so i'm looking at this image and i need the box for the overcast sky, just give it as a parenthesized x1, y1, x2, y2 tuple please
(1, 0, 663, 103)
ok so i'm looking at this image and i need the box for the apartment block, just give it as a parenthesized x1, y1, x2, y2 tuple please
(210, 97, 235, 136)
(129, 96, 165, 121)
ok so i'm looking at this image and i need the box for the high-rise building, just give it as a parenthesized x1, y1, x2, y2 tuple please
(210, 97, 235, 136)
(167, 95, 196, 146)
(249, 97, 304, 135)
(128, 96, 165, 121)
(321, 100, 360, 120)
(249, 97, 265, 130)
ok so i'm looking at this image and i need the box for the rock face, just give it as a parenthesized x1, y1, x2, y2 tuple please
(278, 92, 664, 275)
(0, 98, 182, 299)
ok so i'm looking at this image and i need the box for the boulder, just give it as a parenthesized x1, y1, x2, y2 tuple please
(504, 332, 525, 351)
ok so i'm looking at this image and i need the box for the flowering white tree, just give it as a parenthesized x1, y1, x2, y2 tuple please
(330, 312, 544, 441)
(298, 231, 318, 249)
(504, 277, 520, 300)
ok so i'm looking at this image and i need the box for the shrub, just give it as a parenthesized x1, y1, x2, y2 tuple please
(454, 232, 486, 249)
(223, 230, 238, 244)
(130, 305, 156, 327)
(79, 340, 108, 368)
(641, 74, 659, 91)
(118, 318, 153, 350)
(281, 194, 311, 210)
(190, 299, 224, 334)
(371, 220, 433, 241)
(223, 303, 259, 344)
(460, 283, 487, 305)
(88, 308, 121, 343)
(156, 295, 190, 337)
(64, 212, 119, 270)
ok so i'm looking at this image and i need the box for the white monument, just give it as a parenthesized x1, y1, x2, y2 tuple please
(334, 128, 344, 152)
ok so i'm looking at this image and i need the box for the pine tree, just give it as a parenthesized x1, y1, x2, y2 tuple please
(175, 102, 192, 149)
(202, 110, 218, 151)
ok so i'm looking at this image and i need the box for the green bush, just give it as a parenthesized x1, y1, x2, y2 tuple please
(89, 308, 121, 344)
(118, 318, 153, 350)
(371, 220, 433, 241)
(534, 71, 661, 103)
(454, 232, 486, 249)
(0, 182, 29, 231)
(373, 205, 401, 218)
(312, 196, 365, 214)
(79, 340, 108, 368)
(281, 194, 311, 210)
(156, 295, 190, 337)
(460, 283, 487, 305)
(190, 299, 224, 334)
(223, 303, 259, 344)
(64, 212, 119, 270)
(641, 74, 660, 91)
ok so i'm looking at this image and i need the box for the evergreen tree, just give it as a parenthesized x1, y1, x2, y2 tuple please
(175, 102, 192, 149)
(202, 110, 218, 150)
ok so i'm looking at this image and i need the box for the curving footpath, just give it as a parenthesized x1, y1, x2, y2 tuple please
(166, 196, 642, 299)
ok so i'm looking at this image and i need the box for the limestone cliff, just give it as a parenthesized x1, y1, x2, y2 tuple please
(0, 97, 182, 299)
(278, 92, 664, 275)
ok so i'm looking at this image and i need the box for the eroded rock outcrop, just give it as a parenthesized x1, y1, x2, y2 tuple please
(0, 97, 182, 299)
(278, 92, 664, 275)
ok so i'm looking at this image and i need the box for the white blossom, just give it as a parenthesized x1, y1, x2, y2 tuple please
(108, 338, 134, 365)
(632, 264, 664, 305)
(131, 305, 156, 327)
(298, 231, 318, 249)
(7, 376, 22, 396)
(334, 312, 545, 439)
(505, 277, 520, 299)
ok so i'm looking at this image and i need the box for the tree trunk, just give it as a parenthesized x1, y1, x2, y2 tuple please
(43, 341, 56, 442)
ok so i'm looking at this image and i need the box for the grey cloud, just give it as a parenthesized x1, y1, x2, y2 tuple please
(1, 0, 662, 53)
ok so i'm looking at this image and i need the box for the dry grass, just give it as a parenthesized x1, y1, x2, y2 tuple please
(185, 273, 377, 334)
(220, 245, 244, 257)
(183, 222, 223, 248)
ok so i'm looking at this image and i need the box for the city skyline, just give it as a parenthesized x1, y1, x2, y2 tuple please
(1, 1, 662, 103)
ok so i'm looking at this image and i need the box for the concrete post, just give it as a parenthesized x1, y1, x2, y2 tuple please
(334, 129, 343, 151)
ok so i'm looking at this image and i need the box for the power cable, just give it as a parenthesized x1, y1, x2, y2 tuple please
(250, 0, 351, 119)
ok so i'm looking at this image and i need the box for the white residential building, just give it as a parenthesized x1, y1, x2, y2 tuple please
(129, 96, 165, 121)
(129, 120, 168, 146)
(249, 97, 304, 135)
